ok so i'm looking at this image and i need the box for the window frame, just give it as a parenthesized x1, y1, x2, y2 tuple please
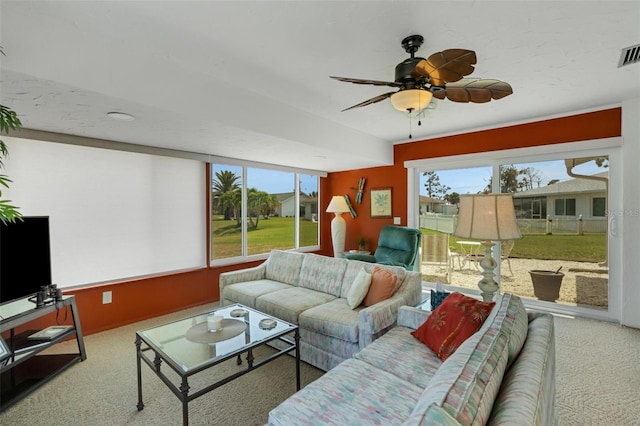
(555, 198, 577, 216)
(209, 161, 323, 267)
(592, 196, 606, 217)
(405, 137, 622, 323)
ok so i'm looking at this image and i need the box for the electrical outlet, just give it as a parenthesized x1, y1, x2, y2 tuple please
(102, 291, 112, 304)
(393, 217, 401, 225)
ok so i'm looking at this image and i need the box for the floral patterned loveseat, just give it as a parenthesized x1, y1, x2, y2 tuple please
(268, 293, 556, 425)
(219, 250, 423, 371)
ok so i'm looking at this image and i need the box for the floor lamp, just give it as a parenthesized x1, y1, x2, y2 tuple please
(326, 196, 350, 258)
(454, 194, 522, 302)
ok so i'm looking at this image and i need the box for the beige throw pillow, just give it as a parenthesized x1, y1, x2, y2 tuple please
(347, 268, 372, 309)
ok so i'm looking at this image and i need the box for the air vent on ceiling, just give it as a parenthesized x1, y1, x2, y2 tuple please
(618, 44, 640, 67)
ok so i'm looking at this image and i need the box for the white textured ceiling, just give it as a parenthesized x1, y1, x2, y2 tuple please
(1, 1, 639, 172)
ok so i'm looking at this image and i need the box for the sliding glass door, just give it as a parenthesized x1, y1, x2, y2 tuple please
(498, 157, 609, 311)
(409, 142, 619, 320)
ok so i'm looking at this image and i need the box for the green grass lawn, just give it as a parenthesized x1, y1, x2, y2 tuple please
(210, 217, 606, 263)
(211, 216, 318, 258)
(421, 228, 607, 263)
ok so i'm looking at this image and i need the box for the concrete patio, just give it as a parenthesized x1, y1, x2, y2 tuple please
(421, 257, 609, 309)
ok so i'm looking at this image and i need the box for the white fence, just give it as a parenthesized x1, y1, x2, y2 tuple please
(419, 213, 456, 234)
(420, 213, 607, 235)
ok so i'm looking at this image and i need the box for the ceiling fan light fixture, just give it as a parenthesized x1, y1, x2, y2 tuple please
(390, 89, 433, 113)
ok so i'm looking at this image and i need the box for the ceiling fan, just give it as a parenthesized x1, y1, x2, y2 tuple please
(331, 35, 513, 114)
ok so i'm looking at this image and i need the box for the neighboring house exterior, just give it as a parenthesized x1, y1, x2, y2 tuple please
(274, 192, 317, 220)
(419, 173, 608, 234)
(419, 195, 449, 214)
(512, 172, 607, 220)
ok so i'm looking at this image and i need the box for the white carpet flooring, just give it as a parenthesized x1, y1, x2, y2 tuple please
(553, 314, 640, 425)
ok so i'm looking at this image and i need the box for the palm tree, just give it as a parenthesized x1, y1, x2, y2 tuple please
(247, 188, 275, 229)
(0, 47, 23, 224)
(0, 104, 23, 224)
(212, 170, 241, 220)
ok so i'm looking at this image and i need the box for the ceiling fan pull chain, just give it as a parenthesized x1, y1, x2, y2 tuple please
(418, 91, 422, 126)
(408, 108, 413, 139)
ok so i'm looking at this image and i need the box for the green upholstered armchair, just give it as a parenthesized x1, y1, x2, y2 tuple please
(343, 225, 422, 270)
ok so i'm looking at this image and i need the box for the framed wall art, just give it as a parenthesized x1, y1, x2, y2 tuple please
(370, 188, 392, 218)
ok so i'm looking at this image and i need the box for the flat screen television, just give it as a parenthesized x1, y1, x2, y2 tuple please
(0, 216, 53, 304)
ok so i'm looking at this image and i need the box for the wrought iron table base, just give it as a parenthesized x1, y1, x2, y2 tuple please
(136, 331, 300, 426)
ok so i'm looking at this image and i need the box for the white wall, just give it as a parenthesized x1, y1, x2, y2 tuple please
(621, 97, 640, 328)
(3, 137, 206, 288)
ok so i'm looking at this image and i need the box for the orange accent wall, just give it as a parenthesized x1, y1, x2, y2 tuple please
(3, 264, 255, 337)
(324, 108, 621, 254)
(69, 263, 265, 335)
(394, 108, 621, 162)
(323, 165, 407, 257)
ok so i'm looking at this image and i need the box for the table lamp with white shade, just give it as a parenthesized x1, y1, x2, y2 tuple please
(454, 194, 522, 301)
(326, 196, 350, 258)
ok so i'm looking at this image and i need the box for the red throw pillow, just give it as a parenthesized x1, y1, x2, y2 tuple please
(362, 267, 398, 306)
(411, 292, 495, 361)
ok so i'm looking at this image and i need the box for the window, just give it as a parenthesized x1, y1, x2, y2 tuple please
(211, 164, 243, 260)
(298, 174, 319, 247)
(555, 198, 576, 216)
(211, 163, 320, 262)
(6, 138, 206, 287)
(513, 197, 546, 219)
(592, 197, 606, 217)
(408, 148, 615, 320)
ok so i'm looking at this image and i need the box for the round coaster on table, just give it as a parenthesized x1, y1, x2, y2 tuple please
(230, 308, 249, 318)
(185, 318, 247, 343)
(259, 318, 277, 330)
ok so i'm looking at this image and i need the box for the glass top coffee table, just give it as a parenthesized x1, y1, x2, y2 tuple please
(135, 303, 299, 425)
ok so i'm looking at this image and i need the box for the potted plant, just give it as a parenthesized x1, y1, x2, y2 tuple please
(0, 105, 22, 224)
(0, 46, 23, 224)
(357, 237, 367, 252)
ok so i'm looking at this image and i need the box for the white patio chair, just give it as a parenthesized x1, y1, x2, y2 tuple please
(500, 239, 516, 276)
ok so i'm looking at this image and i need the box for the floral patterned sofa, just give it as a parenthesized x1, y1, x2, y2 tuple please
(219, 250, 423, 371)
(268, 293, 557, 425)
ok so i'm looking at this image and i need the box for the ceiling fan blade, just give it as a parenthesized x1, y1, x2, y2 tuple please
(433, 78, 513, 103)
(413, 49, 477, 86)
(341, 92, 395, 111)
(330, 76, 401, 88)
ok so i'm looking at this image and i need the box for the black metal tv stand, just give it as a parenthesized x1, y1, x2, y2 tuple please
(0, 295, 86, 412)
